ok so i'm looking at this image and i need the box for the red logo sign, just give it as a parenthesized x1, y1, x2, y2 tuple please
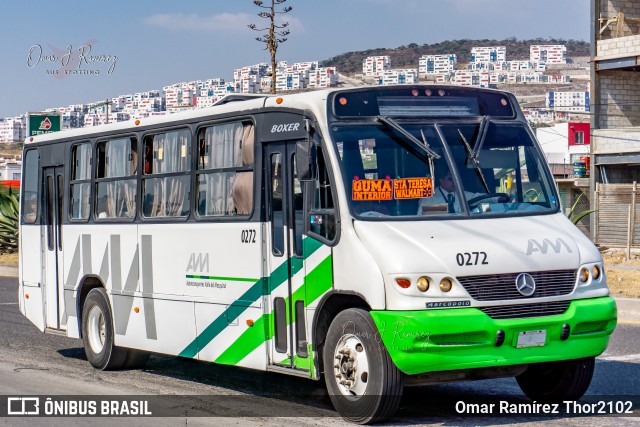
(38, 118, 52, 130)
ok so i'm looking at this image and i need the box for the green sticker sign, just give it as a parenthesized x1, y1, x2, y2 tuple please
(28, 114, 61, 137)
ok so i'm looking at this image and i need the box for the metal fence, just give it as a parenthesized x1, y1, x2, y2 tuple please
(595, 183, 639, 251)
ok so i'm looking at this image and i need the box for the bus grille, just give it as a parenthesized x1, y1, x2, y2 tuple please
(478, 301, 571, 320)
(457, 270, 576, 301)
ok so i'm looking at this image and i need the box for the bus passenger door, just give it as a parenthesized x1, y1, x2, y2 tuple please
(265, 142, 308, 371)
(42, 166, 64, 330)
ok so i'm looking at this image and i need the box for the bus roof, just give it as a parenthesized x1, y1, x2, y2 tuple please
(25, 85, 518, 144)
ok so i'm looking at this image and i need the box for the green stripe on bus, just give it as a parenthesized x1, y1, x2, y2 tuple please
(214, 255, 333, 366)
(186, 275, 260, 282)
(178, 238, 324, 358)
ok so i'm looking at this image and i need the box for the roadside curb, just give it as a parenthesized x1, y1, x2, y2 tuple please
(615, 297, 640, 323)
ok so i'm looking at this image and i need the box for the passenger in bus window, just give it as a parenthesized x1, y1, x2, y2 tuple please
(24, 195, 37, 222)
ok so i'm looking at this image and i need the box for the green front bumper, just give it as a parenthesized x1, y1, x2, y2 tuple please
(370, 297, 617, 375)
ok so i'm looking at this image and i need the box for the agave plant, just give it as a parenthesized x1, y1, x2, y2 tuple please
(0, 189, 19, 253)
(567, 193, 595, 225)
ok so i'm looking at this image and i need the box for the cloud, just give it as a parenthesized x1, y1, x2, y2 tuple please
(144, 12, 304, 33)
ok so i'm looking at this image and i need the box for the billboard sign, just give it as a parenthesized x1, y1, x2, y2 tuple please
(27, 114, 61, 137)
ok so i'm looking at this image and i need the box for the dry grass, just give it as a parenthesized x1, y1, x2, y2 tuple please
(0, 252, 18, 267)
(602, 250, 640, 298)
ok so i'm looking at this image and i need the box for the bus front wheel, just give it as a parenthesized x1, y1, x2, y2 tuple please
(323, 308, 403, 424)
(82, 288, 128, 370)
(516, 357, 595, 401)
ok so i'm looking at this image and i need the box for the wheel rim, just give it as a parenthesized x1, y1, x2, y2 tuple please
(87, 305, 106, 354)
(332, 334, 370, 396)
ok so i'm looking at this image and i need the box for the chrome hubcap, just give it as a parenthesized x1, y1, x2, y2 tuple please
(333, 334, 369, 396)
(87, 305, 106, 354)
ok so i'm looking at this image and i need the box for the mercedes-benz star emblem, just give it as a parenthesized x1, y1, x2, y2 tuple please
(515, 273, 536, 297)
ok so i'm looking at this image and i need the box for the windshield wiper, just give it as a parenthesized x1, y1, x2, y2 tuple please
(376, 116, 441, 160)
(471, 116, 488, 159)
(458, 128, 490, 193)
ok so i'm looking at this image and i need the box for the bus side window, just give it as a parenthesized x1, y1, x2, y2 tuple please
(95, 138, 137, 219)
(142, 129, 191, 218)
(309, 149, 336, 242)
(196, 122, 254, 217)
(70, 143, 91, 220)
(22, 149, 40, 224)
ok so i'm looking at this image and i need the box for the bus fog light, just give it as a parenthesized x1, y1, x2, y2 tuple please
(395, 278, 411, 289)
(579, 268, 589, 283)
(417, 277, 430, 292)
(561, 323, 571, 340)
(592, 265, 601, 280)
(439, 278, 452, 292)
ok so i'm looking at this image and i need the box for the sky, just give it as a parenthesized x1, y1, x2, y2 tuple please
(0, 0, 590, 119)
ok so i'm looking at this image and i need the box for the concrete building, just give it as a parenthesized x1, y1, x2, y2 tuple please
(591, 0, 640, 183)
(363, 56, 390, 77)
(536, 122, 591, 176)
(530, 45, 567, 64)
(470, 46, 506, 63)
(378, 69, 418, 85)
(453, 70, 490, 88)
(523, 109, 570, 125)
(275, 71, 307, 91)
(308, 67, 338, 88)
(0, 160, 21, 181)
(418, 55, 457, 78)
(0, 117, 26, 143)
(546, 91, 591, 113)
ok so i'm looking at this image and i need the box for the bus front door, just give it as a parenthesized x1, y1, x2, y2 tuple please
(265, 142, 309, 372)
(42, 166, 64, 330)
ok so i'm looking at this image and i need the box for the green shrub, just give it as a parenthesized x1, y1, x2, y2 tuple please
(0, 190, 19, 253)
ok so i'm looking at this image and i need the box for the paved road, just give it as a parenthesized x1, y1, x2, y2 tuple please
(0, 276, 638, 426)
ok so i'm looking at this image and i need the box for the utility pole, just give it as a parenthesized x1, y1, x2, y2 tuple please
(248, 0, 292, 94)
(89, 99, 111, 125)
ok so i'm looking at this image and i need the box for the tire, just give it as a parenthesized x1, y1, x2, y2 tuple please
(323, 308, 403, 424)
(516, 357, 595, 402)
(82, 288, 128, 370)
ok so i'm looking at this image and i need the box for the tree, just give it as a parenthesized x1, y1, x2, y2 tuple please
(248, 0, 292, 94)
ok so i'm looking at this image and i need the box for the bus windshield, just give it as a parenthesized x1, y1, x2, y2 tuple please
(331, 121, 559, 219)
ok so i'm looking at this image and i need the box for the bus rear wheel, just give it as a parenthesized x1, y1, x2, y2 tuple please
(323, 308, 403, 424)
(82, 288, 128, 370)
(516, 357, 595, 401)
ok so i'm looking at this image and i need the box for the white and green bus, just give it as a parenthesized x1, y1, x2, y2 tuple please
(19, 86, 616, 423)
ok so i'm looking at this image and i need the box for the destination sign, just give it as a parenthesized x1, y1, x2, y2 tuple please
(352, 179, 393, 201)
(394, 177, 433, 199)
(352, 177, 433, 201)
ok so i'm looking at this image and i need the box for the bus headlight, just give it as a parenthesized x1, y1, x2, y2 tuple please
(579, 268, 590, 283)
(440, 278, 453, 292)
(592, 265, 601, 280)
(417, 276, 430, 292)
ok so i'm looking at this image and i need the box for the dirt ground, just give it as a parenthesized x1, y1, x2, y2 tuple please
(601, 249, 640, 298)
(2, 250, 637, 298)
(0, 253, 18, 266)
